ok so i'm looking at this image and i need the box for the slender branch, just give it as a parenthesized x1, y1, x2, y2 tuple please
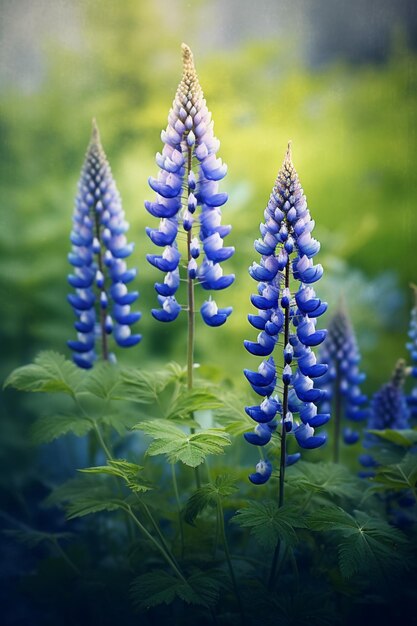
(217, 501, 245, 626)
(171, 463, 185, 558)
(93, 422, 113, 460)
(51, 538, 81, 576)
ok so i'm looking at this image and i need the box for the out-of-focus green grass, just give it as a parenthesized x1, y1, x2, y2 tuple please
(0, 0, 416, 399)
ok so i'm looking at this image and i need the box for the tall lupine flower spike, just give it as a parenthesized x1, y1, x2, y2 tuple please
(406, 283, 417, 417)
(244, 144, 329, 501)
(316, 304, 368, 462)
(67, 120, 141, 368)
(359, 359, 410, 476)
(145, 44, 234, 341)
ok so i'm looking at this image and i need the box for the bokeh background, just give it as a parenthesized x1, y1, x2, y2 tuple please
(0, 0, 416, 620)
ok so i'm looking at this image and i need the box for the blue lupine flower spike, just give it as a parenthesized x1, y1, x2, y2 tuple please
(316, 304, 368, 462)
(67, 120, 141, 369)
(359, 359, 410, 477)
(145, 44, 234, 327)
(406, 283, 417, 417)
(244, 143, 328, 496)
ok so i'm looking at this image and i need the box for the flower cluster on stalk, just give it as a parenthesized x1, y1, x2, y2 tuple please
(145, 44, 234, 326)
(359, 359, 410, 476)
(67, 121, 141, 368)
(316, 306, 368, 448)
(244, 145, 329, 485)
(406, 284, 417, 418)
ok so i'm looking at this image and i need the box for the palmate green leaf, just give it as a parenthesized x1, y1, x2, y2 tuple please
(166, 387, 223, 420)
(185, 474, 238, 524)
(213, 390, 255, 436)
(307, 506, 408, 579)
(285, 461, 363, 500)
(372, 452, 417, 494)
(130, 569, 222, 610)
(4, 351, 82, 397)
(134, 419, 231, 467)
(119, 363, 186, 404)
(43, 473, 125, 519)
(30, 413, 93, 444)
(80, 460, 152, 493)
(367, 428, 417, 448)
(233, 500, 307, 549)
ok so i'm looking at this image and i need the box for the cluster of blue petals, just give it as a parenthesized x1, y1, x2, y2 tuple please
(67, 122, 141, 368)
(359, 360, 410, 477)
(146, 44, 234, 326)
(406, 288, 417, 417)
(317, 307, 368, 445)
(244, 146, 329, 485)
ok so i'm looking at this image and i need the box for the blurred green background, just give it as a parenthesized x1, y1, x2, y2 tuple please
(1, 0, 416, 460)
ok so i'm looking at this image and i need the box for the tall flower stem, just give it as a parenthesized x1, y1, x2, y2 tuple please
(217, 501, 245, 626)
(333, 364, 342, 463)
(93, 191, 109, 362)
(279, 261, 291, 508)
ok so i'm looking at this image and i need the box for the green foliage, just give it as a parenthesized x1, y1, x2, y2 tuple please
(80, 460, 151, 493)
(30, 413, 93, 444)
(134, 419, 231, 467)
(165, 387, 223, 420)
(372, 452, 417, 495)
(285, 461, 363, 501)
(119, 363, 186, 404)
(44, 473, 126, 519)
(4, 351, 82, 397)
(233, 501, 307, 549)
(184, 474, 238, 524)
(80, 362, 122, 401)
(367, 429, 417, 447)
(130, 569, 222, 610)
(307, 506, 408, 578)
(4, 528, 73, 548)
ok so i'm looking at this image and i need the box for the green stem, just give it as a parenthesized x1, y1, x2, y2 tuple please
(171, 464, 185, 558)
(267, 541, 286, 590)
(217, 501, 245, 626)
(93, 422, 112, 460)
(93, 207, 109, 361)
(127, 507, 187, 583)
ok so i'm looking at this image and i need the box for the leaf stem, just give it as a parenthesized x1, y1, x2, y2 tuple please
(333, 363, 342, 463)
(127, 507, 187, 583)
(51, 537, 81, 576)
(217, 501, 245, 626)
(171, 463, 185, 558)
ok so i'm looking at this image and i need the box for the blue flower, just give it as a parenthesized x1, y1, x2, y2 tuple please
(67, 121, 141, 368)
(146, 44, 234, 324)
(316, 306, 368, 460)
(244, 145, 329, 484)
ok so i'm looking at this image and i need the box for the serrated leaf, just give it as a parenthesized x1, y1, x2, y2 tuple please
(367, 429, 417, 448)
(119, 364, 184, 404)
(4, 351, 82, 397)
(285, 461, 363, 500)
(80, 460, 152, 493)
(43, 473, 125, 519)
(30, 413, 93, 444)
(307, 506, 408, 579)
(233, 500, 306, 549)
(134, 419, 231, 467)
(130, 569, 222, 610)
(372, 452, 417, 494)
(213, 390, 255, 436)
(185, 474, 238, 524)
(166, 387, 223, 420)
(80, 362, 122, 400)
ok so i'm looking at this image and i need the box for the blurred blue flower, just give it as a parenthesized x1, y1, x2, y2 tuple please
(244, 145, 328, 484)
(67, 121, 141, 368)
(406, 284, 417, 417)
(316, 306, 368, 458)
(146, 44, 234, 326)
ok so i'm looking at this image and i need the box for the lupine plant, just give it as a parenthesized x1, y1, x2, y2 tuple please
(316, 305, 368, 462)
(145, 43, 234, 388)
(67, 121, 141, 368)
(406, 284, 417, 417)
(244, 144, 328, 501)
